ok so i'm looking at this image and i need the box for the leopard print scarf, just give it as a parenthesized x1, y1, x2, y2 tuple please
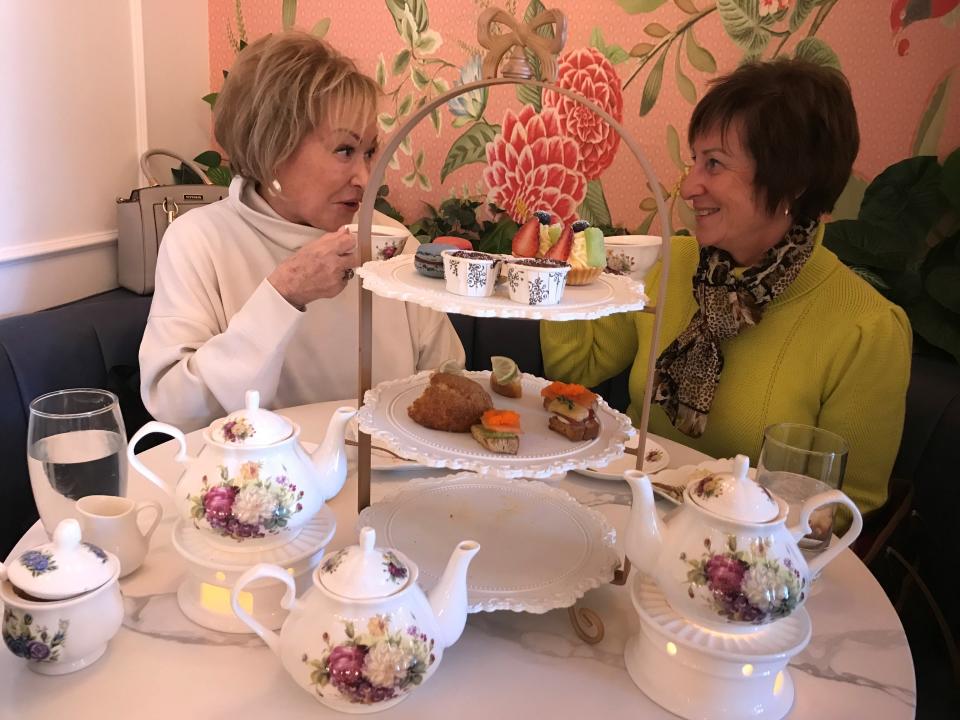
(652, 219, 817, 437)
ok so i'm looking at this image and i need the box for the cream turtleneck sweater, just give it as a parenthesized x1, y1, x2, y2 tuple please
(139, 176, 464, 431)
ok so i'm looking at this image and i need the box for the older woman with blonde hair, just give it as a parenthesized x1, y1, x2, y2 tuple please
(542, 59, 911, 517)
(140, 31, 463, 430)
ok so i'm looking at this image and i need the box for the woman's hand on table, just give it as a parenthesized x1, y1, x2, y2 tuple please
(268, 227, 358, 308)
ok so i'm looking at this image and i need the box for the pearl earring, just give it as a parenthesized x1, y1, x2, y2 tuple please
(784, 206, 790, 216)
(270, 179, 282, 195)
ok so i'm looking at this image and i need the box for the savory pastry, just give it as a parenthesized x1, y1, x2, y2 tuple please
(540, 381, 600, 441)
(470, 409, 522, 455)
(407, 372, 493, 432)
(489, 356, 522, 398)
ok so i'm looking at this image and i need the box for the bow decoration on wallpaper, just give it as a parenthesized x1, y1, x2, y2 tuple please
(477, 7, 568, 82)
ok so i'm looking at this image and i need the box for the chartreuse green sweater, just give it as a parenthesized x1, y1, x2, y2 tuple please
(541, 229, 912, 516)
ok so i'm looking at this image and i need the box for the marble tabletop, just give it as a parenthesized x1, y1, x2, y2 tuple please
(0, 401, 916, 719)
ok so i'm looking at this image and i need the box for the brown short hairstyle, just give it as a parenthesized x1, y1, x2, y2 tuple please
(214, 30, 380, 186)
(688, 58, 860, 222)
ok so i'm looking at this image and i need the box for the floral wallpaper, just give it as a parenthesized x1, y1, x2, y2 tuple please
(207, 0, 960, 235)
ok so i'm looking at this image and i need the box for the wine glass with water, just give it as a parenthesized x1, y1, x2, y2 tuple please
(27, 388, 128, 535)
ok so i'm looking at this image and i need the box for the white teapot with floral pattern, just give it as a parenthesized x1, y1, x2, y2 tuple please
(623, 455, 863, 632)
(231, 527, 479, 713)
(127, 391, 355, 550)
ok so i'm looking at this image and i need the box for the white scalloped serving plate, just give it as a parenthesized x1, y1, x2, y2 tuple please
(357, 370, 636, 479)
(356, 254, 647, 320)
(574, 435, 670, 480)
(648, 458, 758, 505)
(358, 474, 619, 613)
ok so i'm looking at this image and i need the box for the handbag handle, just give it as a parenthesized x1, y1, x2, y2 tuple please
(140, 148, 214, 187)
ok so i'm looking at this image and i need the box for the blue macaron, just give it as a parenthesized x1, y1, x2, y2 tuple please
(414, 243, 457, 278)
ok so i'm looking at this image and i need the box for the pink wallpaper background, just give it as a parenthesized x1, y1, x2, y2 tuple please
(207, 0, 960, 233)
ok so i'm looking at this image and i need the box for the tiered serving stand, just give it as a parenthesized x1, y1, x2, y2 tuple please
(350, 22, 672, 634)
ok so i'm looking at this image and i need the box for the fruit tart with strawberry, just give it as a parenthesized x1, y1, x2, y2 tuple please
(511, 212, 606, 285)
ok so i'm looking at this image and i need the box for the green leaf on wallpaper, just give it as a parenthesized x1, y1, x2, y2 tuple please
(675, 57, 697, 104)
(718, 0, 771, 55)
(677, 196, 697, 233)
(637, 210, 657, 235)
(202, 92, 218, 108)
(630, 42, 655, 58)
(789, 0, 819, 32)
(378, 112, 397, 130)
(639, 50, 667, 116)
(666, 124, 684, 170)
(913, 70, 954, 157)
(645, 23, 670, 38)
(311, 18, 331, 38)
(516, 83, 542, 111)
(674, 0, 699, 13)
(640, 197, 658, 212)
(793, 38, 840, 70)
(398, 94, 413, 117)
(376, 56, 387, 87)
(579, 180, 612, 227)
(430, 108, 442, 134)
(282, 0, 297, 30)
(440, 121, 500, 183)
(385, 0, 429, 35)
(412, 66, 430, 90)
(831, 173, 869, 222)
(590, 28, 630, 65)
(685, 27, 717, 73)
(416, 31, 441, 54)
(392, 50, 411, 75)
(615, 0, 668, 12)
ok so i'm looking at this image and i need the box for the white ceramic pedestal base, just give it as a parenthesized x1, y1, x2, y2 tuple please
(625, 574, 812, 720)
(171, 507, 335, 633)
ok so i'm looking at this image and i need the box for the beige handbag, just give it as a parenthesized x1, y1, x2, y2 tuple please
(116, 149, 227, 294)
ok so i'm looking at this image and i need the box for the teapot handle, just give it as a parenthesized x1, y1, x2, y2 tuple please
(231, 563, 296, 656)
(127, 421, 192, 498)
(788, 489, 863, 578)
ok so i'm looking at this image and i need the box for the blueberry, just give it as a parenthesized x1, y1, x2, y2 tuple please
(571, 220, 590, 232)
(533, 211, 552, 225)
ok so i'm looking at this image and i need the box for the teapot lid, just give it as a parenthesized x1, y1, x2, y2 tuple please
(318, 527, 412, 600)
(688, 455, 779, 523)
(4, 520, 118, 600)
(209, 390, 293, 446)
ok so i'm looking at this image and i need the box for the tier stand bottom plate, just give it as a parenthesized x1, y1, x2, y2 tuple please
(625, 574, 812, 720)
(171, 507, 336, 633)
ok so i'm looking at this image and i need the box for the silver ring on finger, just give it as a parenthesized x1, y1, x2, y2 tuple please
(342, 268, 355, 281)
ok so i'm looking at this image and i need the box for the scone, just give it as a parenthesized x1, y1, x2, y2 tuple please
(407, 372, 493, 432)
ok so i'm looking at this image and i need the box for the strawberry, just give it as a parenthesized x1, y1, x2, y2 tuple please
(511, 217, 540, 257)
(544, 224, 573, 261)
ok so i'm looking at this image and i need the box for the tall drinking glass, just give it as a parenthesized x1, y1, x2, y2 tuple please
(757, 423, 848, 554)
(27, 389, 128, 536)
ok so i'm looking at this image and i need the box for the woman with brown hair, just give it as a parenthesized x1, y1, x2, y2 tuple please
(542, 59, 911, 515)
(140, 31, 463, 430)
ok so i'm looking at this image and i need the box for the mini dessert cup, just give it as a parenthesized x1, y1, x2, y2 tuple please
(505, 258, 571, 305)
(442, 250, 503, 297)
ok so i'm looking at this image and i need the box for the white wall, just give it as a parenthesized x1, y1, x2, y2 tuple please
(0, 0, 209, 317)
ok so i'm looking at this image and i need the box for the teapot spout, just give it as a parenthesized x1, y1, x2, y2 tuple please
(309, 406, 357, 502)
(428, 540, 480, 649)
(623, 470, 664, 577)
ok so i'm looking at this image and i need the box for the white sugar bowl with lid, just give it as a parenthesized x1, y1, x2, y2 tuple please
(0, 519, 123, 674)
(230, 526, 480, 713)
(623, 455, 863, 632)
(127, 391, 356, 551)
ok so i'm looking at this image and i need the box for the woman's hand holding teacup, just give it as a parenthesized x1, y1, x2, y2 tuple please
(268, 227, 358, 308)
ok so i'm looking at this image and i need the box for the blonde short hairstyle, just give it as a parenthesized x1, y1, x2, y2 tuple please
(214, 31, 380, 186)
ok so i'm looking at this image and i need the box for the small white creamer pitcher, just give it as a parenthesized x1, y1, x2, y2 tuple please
(76, 495, 162, 577)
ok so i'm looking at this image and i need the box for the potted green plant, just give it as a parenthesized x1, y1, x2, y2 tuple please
(824, 149, 960, 363)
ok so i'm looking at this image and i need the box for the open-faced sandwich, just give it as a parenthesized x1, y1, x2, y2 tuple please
(470, 409, 522, 455)
(407, 371, 493, 432)
(489, 356, 522, 398)
(540, 381, 600, 441)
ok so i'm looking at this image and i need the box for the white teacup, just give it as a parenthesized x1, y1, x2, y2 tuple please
(604, 235, 662, 282)
(344, 223, 409, 261)
(76, 495, 162, 577)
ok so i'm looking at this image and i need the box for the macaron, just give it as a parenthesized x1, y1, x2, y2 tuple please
(415, 243, 457, 278)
